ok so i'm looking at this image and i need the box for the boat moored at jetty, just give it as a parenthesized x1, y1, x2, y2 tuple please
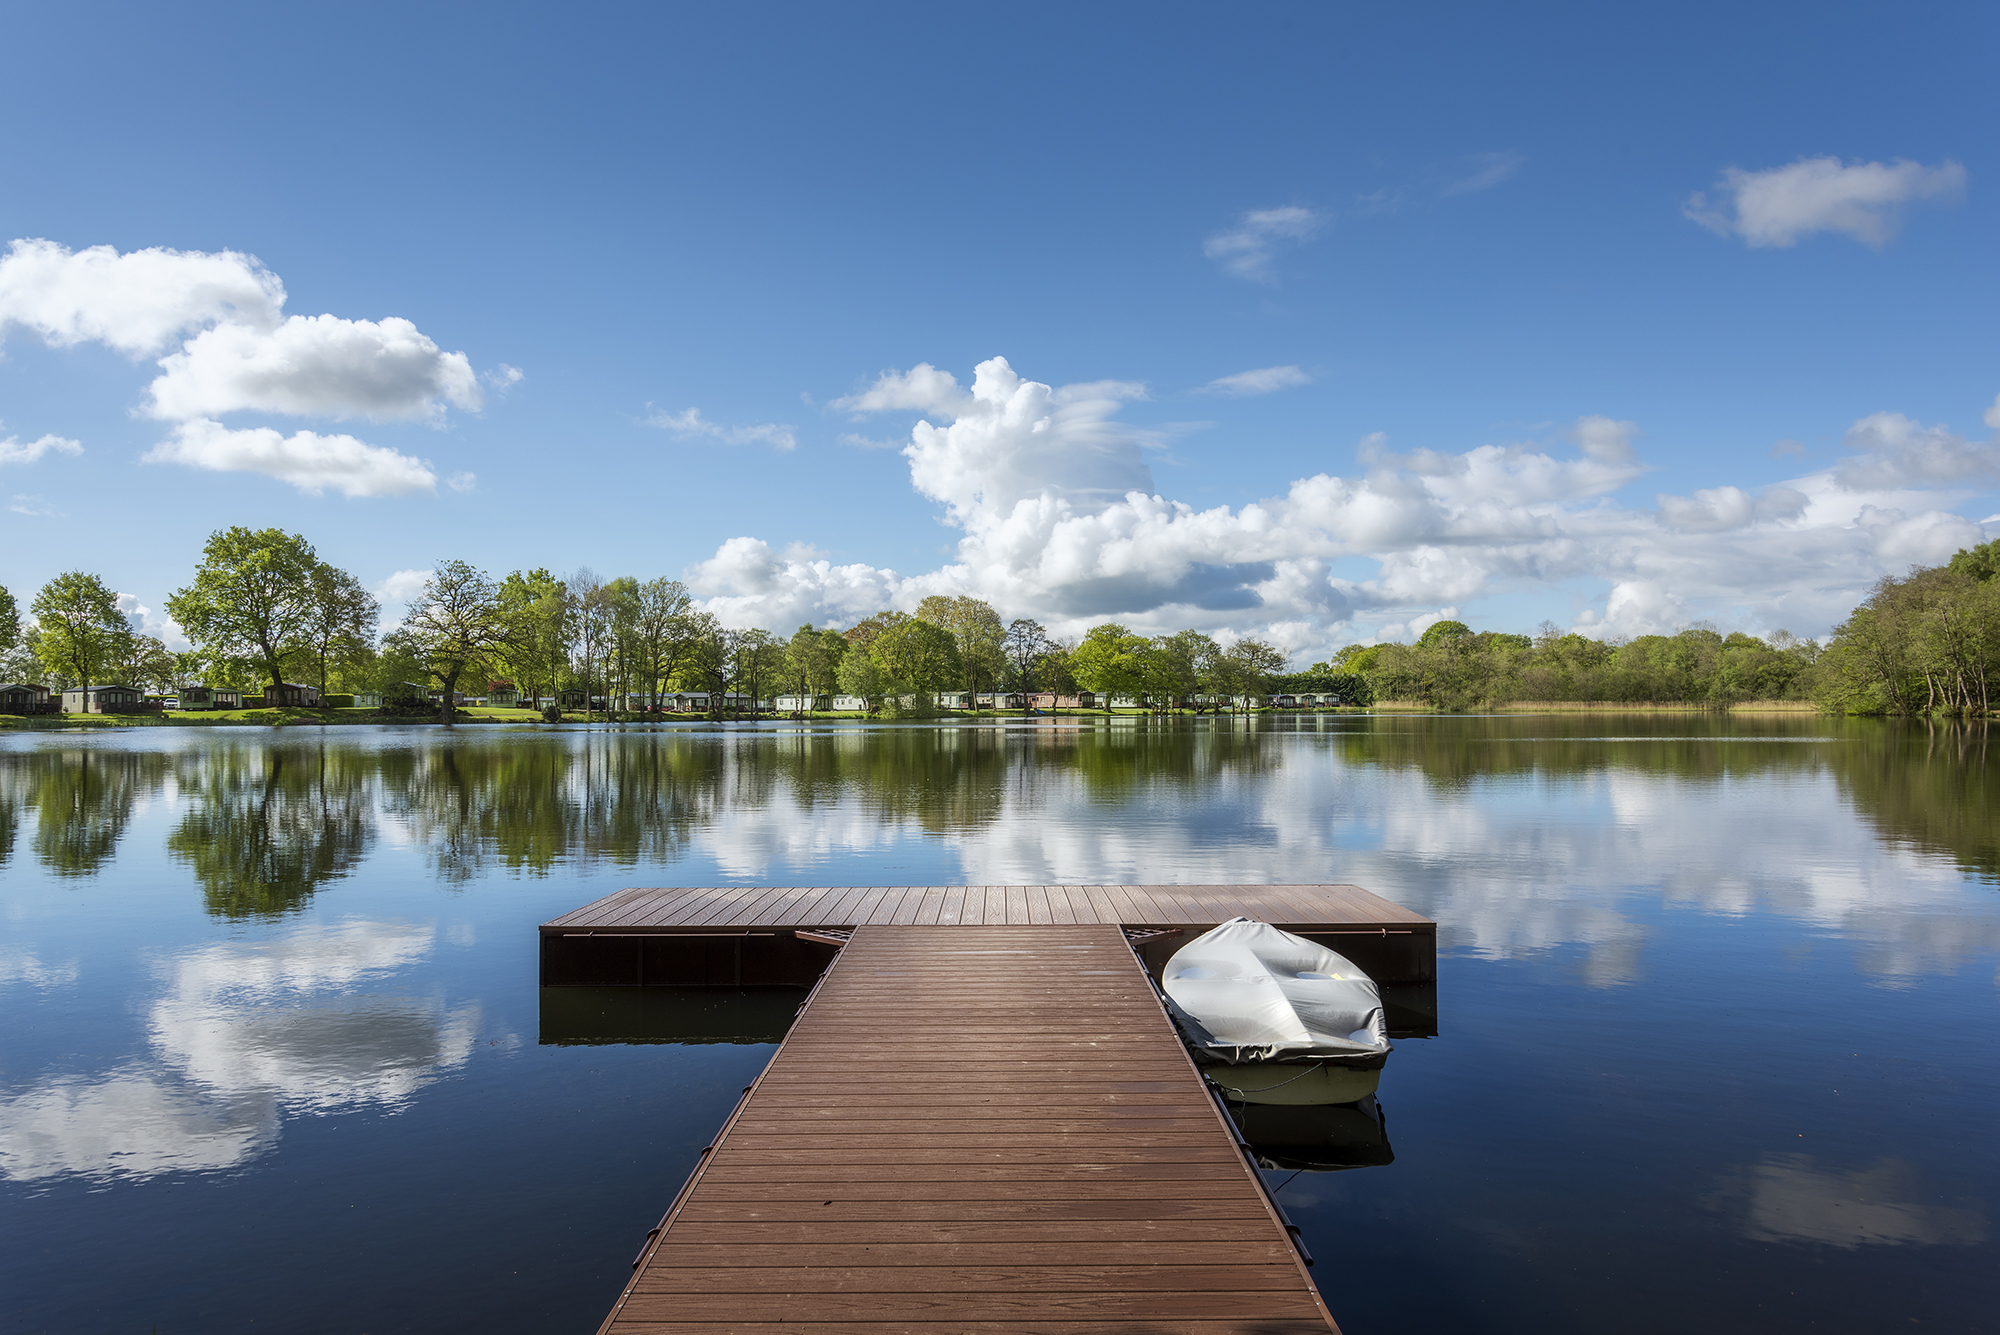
(1163, 916, 1392, 1104)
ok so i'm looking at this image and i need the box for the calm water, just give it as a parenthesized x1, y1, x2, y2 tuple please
(1, 715, 1995, 1333)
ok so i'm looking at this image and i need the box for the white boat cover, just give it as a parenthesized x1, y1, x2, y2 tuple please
(1162, 917, 1391, 1064)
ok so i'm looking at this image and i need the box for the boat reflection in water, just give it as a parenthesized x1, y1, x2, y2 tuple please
(1224, 1092, 1394, 1172)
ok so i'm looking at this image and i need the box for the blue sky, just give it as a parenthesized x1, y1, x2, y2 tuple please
(1, 2, 1993, 659)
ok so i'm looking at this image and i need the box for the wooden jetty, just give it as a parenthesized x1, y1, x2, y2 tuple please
(541, 883, 1435, 990)
(545, 886, 1437, 1334)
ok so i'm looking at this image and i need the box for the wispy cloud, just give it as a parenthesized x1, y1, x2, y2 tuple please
(1203, 206, 1324, 284)
(0, 433, 82, 466)
(1199, 365, 1311, 397)
(645, 406, 796, 451)
(9, 493, 59, 516)
(1440, 151, 1525, 197)
(483, 363, 524, 390)
(1685, 156, 1967, 248)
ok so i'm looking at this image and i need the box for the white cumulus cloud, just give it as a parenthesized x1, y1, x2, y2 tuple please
(1203, 206, 1323, 283)
(679, 355, 2000, 657)
(1834, 411, 2000, 490)
(0, 433, 82, 465)
(0, 237, 283, 356)
(1200, 365, 1311, 396)
(645, 406, 796, 451)
(1685, 156, 1967, 248)
(144, 419, 437, 497)
(146, 314, 481, 421)
(0, 237, 487, 498)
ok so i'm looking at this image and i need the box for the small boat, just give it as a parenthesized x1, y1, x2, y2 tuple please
(1162, 917, 1391, 1105)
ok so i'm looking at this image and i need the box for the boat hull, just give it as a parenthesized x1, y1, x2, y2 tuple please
(1197, 1059, 1381, 1105)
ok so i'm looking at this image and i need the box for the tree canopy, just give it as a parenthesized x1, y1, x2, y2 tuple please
(168, 527, 324, 692)
(31, 572, 131, 689)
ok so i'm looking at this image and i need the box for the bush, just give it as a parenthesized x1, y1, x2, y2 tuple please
(542, 704, 563, 723)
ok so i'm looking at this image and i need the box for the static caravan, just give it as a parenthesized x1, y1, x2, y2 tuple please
(0, 683, 53, 715)
(176, 684, 217, 710)
(263, 682, 323, 707)
(61, 684, 145, 713)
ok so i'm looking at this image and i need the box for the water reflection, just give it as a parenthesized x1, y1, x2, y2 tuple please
(0, 920, 478, 1183)
(12, 748, 171, 878)
(0, 720, 1995, 984)
(168, 743, 373, 917)
(1709, 1154, 1989, 1248)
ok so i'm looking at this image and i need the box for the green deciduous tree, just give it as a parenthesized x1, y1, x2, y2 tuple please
(914, 595, 1006, 700)
(31, 572, 132, 692)
(784, 624, 846, 710)
(400, 560, 510, 723)
(1002, 619, 1049, 693)
(295, 561, 378, 697)
(168, 527, 320, 694)
(494, 569, 568, 708)
(627, 577, 696, 708)
(1070, 623, 1146, 710)
(872, 618, 961, 713)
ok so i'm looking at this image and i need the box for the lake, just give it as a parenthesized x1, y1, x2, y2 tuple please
(1, 714, 1995, 1333)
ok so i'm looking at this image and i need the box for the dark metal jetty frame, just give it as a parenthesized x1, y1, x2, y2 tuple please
(543, 886, 1437, 1334)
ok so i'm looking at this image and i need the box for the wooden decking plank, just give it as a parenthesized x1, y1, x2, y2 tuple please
(912, 885, 948, 925)
(544, 882, 1433, 933)
(632, 1263, 1310, 1290)
(597, 923, 1337, 1335)
(936, 883, 969, 925)
(809, 884, 870, 925)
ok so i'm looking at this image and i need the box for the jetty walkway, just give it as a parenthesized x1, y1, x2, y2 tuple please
(542, 886, 1436, 1333)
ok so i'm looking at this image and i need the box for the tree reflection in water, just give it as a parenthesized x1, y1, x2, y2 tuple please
(167, 742, 373, 917)
(0, 716, 1992, 922)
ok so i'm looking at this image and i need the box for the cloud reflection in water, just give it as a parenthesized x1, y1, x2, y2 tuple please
(0, 921, 477, 1183)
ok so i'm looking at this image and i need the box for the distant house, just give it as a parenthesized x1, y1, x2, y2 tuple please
(775, 694, 832, 712)
(830, 695, 869, 712)
(61, 684, 146, 714)
(214, 689, 243, 709)
(1029, 692, 1097, 710)
(176, 684, 217, 710)
(384, 681, 428, 706)
(0, 683, 54, 715)
(263, 682, 323, 708)
(349, 691, 383, 708)
(487, 680, 521, 707)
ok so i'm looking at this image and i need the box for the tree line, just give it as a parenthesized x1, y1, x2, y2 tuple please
(0, 527, 1331, 719)
(1327, 619, 1822, 711)
(13, 526, 1988, 718)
